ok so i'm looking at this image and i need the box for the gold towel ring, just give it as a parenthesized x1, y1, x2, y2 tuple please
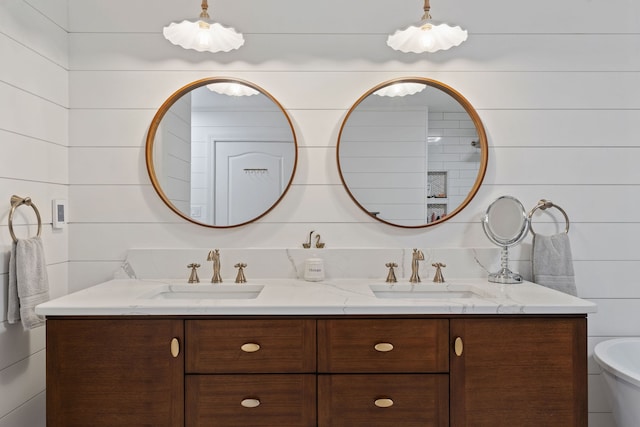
(8, 195, 42, 243)
(527, 199, 570, 236)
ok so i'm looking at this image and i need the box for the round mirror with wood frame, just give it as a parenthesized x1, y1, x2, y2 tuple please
(337, 77, 488, 228)
(146, 77, 298, 228)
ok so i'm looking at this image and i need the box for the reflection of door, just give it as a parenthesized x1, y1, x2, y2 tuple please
(215, 141, 294, 225)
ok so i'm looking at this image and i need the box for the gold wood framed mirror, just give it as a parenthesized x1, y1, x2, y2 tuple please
(146, 77, 298, 228)
(337, 77, 488, 228)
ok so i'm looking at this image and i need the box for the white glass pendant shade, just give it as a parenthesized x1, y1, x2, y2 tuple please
(207, 83, 259, 96)
(387, 20, 467, 53)
(387, 0, 467, 53)
(163, 0, 244, 53)
(163, 20, 244, 53)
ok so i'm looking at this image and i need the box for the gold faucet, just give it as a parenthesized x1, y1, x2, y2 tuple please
(409, 249, 424, 283)
(432, 262, 446, 283)
(234, 263, 247, 283)
(187, 263, 200, 283)
(207, 249, 223, 283)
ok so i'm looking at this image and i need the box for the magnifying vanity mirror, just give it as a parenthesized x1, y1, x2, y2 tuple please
(146, 77, 297, 227)
(337, 77, 488, 228)
(482, 195, 529, 283)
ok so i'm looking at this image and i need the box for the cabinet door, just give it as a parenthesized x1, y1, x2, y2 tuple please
(46, 318, 184, 427)
(450, 317, 587, 427)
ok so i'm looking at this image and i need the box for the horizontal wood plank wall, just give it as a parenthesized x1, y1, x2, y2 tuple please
(64, 0, 638, 425)
(0, 0, 69, 425)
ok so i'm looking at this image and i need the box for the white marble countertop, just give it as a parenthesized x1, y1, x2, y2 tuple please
(35, 278, 597, 316)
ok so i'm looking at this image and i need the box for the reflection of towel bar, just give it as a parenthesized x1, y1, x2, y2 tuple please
(8, 195, 42, 243)
(527, 199, 570, 235)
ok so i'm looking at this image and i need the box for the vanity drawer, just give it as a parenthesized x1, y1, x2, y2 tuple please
(186, 319, 316, 373)
(186, 374, 316, 427)
(318, 374, 449, 427)
(317, 319, 449, 373)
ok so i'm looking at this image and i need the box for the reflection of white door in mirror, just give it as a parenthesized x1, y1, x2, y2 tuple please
(210, 142, 294, 225)
(146, 78, 298, 228)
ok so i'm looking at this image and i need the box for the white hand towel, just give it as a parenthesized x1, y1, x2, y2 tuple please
(7, 236, 50, 329)
(532, 233, 577, 296)
(7, 242, 20, 324)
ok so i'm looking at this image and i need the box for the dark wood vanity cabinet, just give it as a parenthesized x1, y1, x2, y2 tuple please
(450, 317, 588, 427)
(45, 315, 587, 427)
(46, 318, 184, 427)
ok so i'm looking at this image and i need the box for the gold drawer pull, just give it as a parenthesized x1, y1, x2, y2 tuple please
(241, 398, 261, 408)
(241, 343, 261, 353)
(374, 398, 394, 408)
(454, 337, 464, 357)
(374, 343, 394, 352)
(170, 338, 180, 358)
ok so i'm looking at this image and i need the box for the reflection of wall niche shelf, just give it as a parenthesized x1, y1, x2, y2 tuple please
(427, 204, 447, 223)
(427, 198, 449, 204)
(427, 171, 447, 198)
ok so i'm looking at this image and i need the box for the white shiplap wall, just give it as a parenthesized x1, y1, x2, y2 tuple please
(0, 0, 69, 425)
(1, 0, 637, 424)
(67, 1, 639, 425)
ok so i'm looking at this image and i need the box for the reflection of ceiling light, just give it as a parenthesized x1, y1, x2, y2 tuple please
(387, 0, 467, 53)
(207, 83, 259, 96)
(163, 0, 244, 53)
(428, 137, 442, 144)
(374, 83, 426, 97)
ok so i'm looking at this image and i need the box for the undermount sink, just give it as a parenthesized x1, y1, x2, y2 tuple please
(140, 284, 264, 300)
(369, 284, 485, 299)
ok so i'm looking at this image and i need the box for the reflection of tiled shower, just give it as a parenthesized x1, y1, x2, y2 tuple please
(427, 110, 480, 212)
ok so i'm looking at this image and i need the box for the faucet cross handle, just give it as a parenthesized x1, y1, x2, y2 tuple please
(432, 262, 446, 283)
(385, 262, 398, 283)
(187, 263, 201, 283)
(234, 262, 247, 283)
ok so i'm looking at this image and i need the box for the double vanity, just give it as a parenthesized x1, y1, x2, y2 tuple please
(37, 251, 596, 427)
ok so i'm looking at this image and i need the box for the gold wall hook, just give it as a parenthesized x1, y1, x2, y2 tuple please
(315, 234, 325, 248)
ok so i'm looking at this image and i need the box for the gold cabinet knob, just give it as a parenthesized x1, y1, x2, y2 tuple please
(170, 338, 180, 358)
(374, 342, 394, 352)
(241, 343, 261, 353)
(374, 398, 394, 408)
(454, 337, 464, 357)
(241, 398, 261, 408)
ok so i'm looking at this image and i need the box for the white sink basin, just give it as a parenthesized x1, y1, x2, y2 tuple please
(369, 284, 485, 299)
(140, 284, 264, 300)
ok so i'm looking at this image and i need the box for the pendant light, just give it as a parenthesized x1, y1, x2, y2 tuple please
(387, 0, 467, 53)
(163, 0, 244, 53)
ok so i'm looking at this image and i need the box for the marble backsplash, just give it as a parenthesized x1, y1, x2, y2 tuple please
(117, 248, 504, 283)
